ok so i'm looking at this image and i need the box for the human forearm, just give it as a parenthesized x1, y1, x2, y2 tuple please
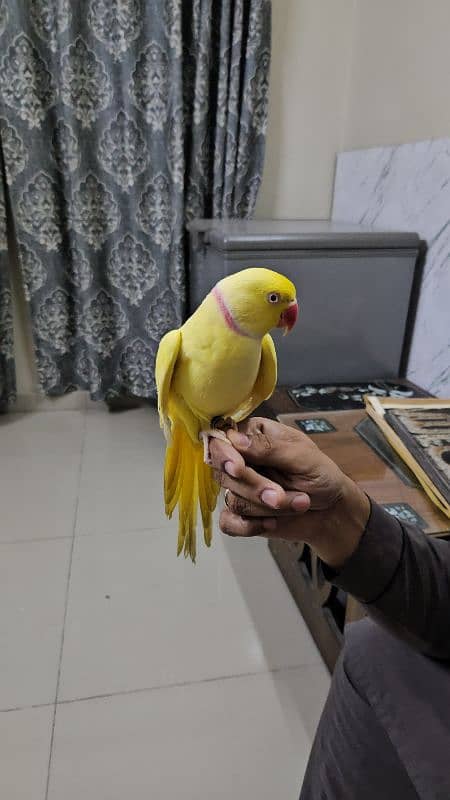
(321, 500, 450, 660)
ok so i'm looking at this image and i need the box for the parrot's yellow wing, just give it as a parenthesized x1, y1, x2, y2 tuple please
(155, 328, 182, 439)
(232, 333, 277, 422)
(155, 327, 219, 562)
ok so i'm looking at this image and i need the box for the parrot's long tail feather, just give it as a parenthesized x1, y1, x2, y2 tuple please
(164, 422, 219, 562)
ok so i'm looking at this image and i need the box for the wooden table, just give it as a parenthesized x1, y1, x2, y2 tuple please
(258, 393, 450, 671)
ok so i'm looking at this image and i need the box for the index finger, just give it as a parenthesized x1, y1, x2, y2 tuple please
(209, 437, 287, 509)
(209, 435, 246, 477)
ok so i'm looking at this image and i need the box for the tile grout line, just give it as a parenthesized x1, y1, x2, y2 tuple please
(74, 523, 174, 538)
(0, 660, 327, 715)
(0, 525, 173, 547)
(44, 411, 88, 800)
(55, 661, 328, 707)
(0, 700, 55, 715)
(0, 534, 74, 547)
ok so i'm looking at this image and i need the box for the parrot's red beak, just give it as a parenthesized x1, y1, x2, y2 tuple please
(277, 300, 298, 335)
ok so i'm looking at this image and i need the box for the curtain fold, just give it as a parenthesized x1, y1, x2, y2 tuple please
(0, 165, 15, 410)
(0, 0, 271, 409)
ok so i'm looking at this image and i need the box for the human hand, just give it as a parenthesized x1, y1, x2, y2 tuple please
(209, 417, 370, 568)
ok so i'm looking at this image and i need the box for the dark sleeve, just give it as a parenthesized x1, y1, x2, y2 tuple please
(322, 500, 450, 660)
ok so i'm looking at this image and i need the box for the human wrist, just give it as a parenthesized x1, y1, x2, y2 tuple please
(308, 476, 371, 569)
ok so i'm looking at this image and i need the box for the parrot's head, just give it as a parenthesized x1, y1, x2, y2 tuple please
(215, 268, 298, 338)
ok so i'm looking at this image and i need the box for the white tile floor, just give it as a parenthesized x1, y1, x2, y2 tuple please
(0, 407, 330, 800)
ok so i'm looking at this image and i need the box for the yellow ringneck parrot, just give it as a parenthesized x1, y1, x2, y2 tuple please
(155, 267, 298, 561)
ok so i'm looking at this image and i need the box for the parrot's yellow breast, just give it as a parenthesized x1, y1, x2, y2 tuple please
(172, 297, 261, 421)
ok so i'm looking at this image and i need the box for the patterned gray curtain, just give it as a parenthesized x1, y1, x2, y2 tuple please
(0, 0, 271, 410)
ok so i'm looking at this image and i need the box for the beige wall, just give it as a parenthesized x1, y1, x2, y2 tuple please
(343, 0, 450, 150)
(257, 0, 450, 221)
(256, 0, 355, 220)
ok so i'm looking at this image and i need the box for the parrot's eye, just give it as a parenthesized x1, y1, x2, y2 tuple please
(267, 292, 280, 304)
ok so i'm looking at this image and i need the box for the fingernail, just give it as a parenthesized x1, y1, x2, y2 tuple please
(230, 432, 250, 449)
(263, 518, 276, 531)
(224, 460, 239, 477)
(261, 489, 279, 508)
(291, 493, 310, 511)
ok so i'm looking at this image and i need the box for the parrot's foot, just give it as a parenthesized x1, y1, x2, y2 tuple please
(199, 428, 229, 465)
(211, 416, 237, 433)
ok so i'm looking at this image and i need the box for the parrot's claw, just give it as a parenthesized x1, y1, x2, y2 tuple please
(199, 428, 229, 465)
(211, 416, 238, 432)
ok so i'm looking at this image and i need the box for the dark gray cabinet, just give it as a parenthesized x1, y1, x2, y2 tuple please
(188, 219, 420, 386)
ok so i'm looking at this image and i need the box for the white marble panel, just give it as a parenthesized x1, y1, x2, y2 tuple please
(332, 139, 450, 395)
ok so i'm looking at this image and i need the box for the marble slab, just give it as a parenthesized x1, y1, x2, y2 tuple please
(332, 139, 450, 396)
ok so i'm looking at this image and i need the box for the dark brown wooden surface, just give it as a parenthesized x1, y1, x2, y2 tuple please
(279, 410, 450, 537)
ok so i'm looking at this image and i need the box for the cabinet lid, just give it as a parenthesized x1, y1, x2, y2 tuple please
(188, 219, 420, 251)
